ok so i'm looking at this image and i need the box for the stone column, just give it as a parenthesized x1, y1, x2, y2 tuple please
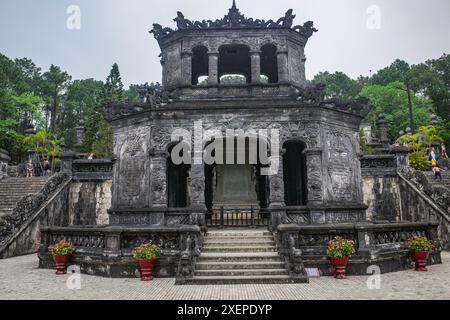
(267, 152, 286, 229)
(250, 51, 261, 84)
(60, 151, 77, 175)
(0, 148, 11, 180)
(208, 52, 219, 85)
(181, 51, 193, 86)
(303, 148, 324, 206)
(390, 146, 412, 172)
(277, 51, 289, 83)
(150, 150, 168, 209)
(378, 114, 389, 145)
(189, 163, 206, 209)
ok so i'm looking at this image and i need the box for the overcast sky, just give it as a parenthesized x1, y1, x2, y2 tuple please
(1, 0, 449, 87)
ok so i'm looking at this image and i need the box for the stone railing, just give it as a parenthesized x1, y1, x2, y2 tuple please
(277, 221, 441, 274)
(38, 225, 203, 278)
(72, 159, 114, 182)
(360, 154, 397, 176)
(107, 207, 206, 229)
(400, 167, 449, 214)
(0, 172, 71, 258)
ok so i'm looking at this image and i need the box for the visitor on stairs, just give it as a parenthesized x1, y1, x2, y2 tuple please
(442, 143, 448, 158)
(428, 147, 437, 161)
(26, 159, 33, 178)
(42, 160, 50, 177)
(432, 163, 445, 182)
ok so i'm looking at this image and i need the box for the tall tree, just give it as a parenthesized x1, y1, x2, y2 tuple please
(102, 63, 123, 104)
(313, 71, 366, 100)
(41, 64, 71, 132)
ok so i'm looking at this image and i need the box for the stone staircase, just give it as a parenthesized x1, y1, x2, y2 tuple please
(0, 177, 48, 218)
(420, 171, 450, 189)
(184, 229, 307, 284)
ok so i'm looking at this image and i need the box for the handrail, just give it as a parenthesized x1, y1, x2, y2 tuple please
(398, 172, 450, 223)
(0, 176, 72, 256)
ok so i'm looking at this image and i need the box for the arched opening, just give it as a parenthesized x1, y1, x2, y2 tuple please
(283, 141, 307, 206)
(218, 44, 251, 84)
(260, 44, 278, 83)
(203, 136, 269, 210)
(192, 46, 208, 85)
(167, 144, 190, 208)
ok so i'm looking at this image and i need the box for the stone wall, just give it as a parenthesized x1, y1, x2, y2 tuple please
(362, 176, 402, 221)
(68, 181, 112, 225)
(0, 149, 10, 180)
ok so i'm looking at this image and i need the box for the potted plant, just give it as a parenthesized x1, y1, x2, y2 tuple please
(132, 243, 161, 281)
(48, 240, 75, 275)
(327, 236, 355, 279)
(408, 236, 433, 271)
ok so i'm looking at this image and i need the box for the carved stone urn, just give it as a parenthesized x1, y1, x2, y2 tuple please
(138, 259, 157, 281)
(328, 256, 349, 279)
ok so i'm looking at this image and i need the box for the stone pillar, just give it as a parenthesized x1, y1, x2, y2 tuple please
(150, 150, 168, 209)
(268, 151, 286, 229)
(378, 114, 389, 144)
(303, 148, 324, 205)
(74, 120, 85, 151)
(189, 163, 206, 209)
(250, 51, 261, 84)
(0, 148, 11, 180)
(277, 51, 289, 83)
(208, 52, 219, 85)
(181, 51, 193, 86)
(390, 146, 412, 172)
(60, 151, 77, 175)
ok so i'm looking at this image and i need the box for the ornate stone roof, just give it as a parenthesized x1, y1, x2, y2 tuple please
(150, 0, 317, 41)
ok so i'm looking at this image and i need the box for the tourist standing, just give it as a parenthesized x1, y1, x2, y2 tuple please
(442, 143, 448, 158)
(26, 159, 33, 177)
(428, 147, 437, 161)
(42, 160, 50, 177)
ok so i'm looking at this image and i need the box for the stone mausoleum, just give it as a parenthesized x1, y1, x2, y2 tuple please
(4, 1, 442, 284)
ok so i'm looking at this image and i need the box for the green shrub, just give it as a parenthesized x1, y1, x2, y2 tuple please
(408, 151, 430, 171)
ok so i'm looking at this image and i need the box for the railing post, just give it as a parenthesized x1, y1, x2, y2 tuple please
(251, 206, 255, 228)
(220, 206, 224, 228)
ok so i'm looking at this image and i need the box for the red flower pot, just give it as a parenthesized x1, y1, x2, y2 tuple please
(53, 255, 70, 275)
(138, 259, 157, 281)
(411, 251, 429, 271)
(328, 256, 350, 279)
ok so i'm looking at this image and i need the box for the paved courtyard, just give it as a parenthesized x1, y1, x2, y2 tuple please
(0, 252, 449, 300)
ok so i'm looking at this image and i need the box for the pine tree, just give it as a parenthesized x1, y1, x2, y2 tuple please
(102, 63, 123, 104)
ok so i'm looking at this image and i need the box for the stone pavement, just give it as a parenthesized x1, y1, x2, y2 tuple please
(0, 252, 449, 300)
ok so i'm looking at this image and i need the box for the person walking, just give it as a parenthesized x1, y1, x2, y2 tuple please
(26, 159, 33, 177)
(428, 147, 437, 161)
(432, 163, 445, 182)
(42, 160, 50, 177)
(442, 143, 448, 158)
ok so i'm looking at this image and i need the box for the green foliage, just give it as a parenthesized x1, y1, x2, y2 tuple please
(49, 240, 75, 256)
(102, 63, 123, 104)
(313, 71, 366, 100)
(326, 236, 355, 258)
(408, 236, 433, 253)
(132, 243, 161, 260)
(23, 129, 62, 174)
(91, 118, 113, 158)
(408, 151, 430, 171)
(360, 82, 434, 141)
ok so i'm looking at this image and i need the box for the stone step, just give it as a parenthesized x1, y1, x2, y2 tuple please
(195, 261, 286, 270)
(206, 230, 270, 236)
(198, 252, 282, 262)
(203, 240, 276, 246)
(203, 236, 274, 242)
(194, 268, 288, 277)
(202, 246, 277, 253)
(182, 275, 307, 285)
